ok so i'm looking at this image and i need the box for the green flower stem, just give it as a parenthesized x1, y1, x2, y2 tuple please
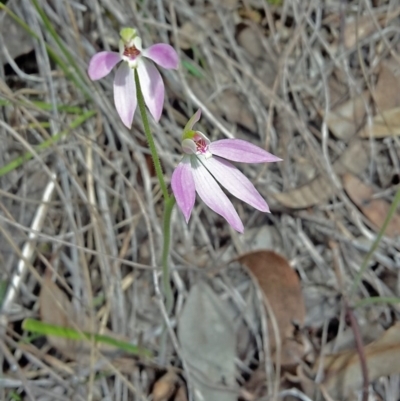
(134, 69, 169, 200)
(161, 196, 176, 313)
(134, 69, 174, 313)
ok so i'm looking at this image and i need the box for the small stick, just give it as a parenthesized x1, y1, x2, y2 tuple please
(345, 302, 369, 401)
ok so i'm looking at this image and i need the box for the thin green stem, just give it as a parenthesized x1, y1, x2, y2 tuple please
(355, 296, 400, 309)
(162, 196, 176, 313)
(134, 69, 169, 200)
(351, 187, 400, 295)
(134, 69, 174, 312)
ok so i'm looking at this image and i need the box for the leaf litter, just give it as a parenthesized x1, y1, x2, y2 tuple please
(238, 250, 306, 368)
(1, 0, 400, 400)
(314, 323, 400, 400)
(178, 281, 237, 401)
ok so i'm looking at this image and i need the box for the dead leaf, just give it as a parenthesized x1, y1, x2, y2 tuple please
(324, 323, 383, 354)
(274, 139, 369, 208)
(152, 371, 179, 401)
(0, 13, 33, 62)
(343, 10, 400, 49)
(327, 71, 350, 107)
(178, 281, 237, 401)
(39, 275, 116, 359)
(237, 26, 263, 59)
(374, 59, 400, 112)
(217, 90, 257, 132)
(179, 22, 204, 49)
(238, 7, 262, 24)
(317, 323, 400, 399)
(219, 0, 239, 8)
(359, 107, 400, 138)
(238, 251, 305, 367)
(325, 91, 370, 140)
(189, 77, 257, 133)
(343, 174, 400, 238)
(243, 369, 268, 399)
(174, 386, 188, 401)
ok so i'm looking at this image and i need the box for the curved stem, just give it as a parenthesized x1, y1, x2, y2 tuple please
(134, 69, 169, 200)
(162, 196, 176, 314)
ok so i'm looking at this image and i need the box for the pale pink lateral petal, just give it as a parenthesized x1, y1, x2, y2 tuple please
(88, 51, 121, 80)
(203, 156, 269, 212)
(114, 62, 136, 128)
(171, 157, 195, 222)
(191, 157, 244, 233)
(209, 139, 282, 163)
(143, 44, 179, 69)
(183, 109, 202, 134)
(137, 59, 164, 122)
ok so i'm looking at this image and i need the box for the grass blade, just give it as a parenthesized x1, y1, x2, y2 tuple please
(22, 318, 152, 357)
(0, 110, 96, 177)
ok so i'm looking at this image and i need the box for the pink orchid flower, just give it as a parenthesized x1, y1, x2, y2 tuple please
(171, 110, 282, 233)
(88, 28, 178, 128)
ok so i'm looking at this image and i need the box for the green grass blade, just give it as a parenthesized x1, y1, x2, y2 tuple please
(0, 280, 8, 308)
(30, 0, 88, 87)
(355, 296, 400, 308)
(182, 60, 203, 77)
(351, 187, 400, 295)
(22, 318, 152, 357)
(0, 97, 84, 114)
(29, 100, 84, 114)
(0, 3, 91, 98)
(0, 110, 95, 177)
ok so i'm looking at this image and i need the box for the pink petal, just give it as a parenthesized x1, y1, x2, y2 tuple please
(171, 157, 195, 222)
(88, 51, 121, 80)
(203, 156, 269, 212)
(183, 109, 201, 134)
(191, 157, 244, 233)
(137, 59, 164, 122)
(209, 139, 282, 163)
(113, 62, 136, 128)
(143, 44, 179, 69)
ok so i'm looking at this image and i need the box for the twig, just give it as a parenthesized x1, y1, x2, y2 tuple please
(345, 302, 369, 401)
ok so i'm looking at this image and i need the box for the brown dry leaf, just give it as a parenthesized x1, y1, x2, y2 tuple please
(318, 323, 400, 400)
(359, 107, 400, 138)
(174, 386, 188, 401)
(274, 139, 369, 208)
(238, 251, 305, 367)
(189, 76, 257, 133)
(0, 13, 33, 62)
(327, 72, 349, 107)
(237, 26, 263, 59)
(374, 59, 400, 112)
(357, 59, 400, 138)
(243, 369, 267, 399)
(40, 275, 115, 359)
(178, 22, 204, 49)
(177, 281, 237, 401)
(343, 10, 400, 49)
(217, 90, 257, 132)
(343, 174, 400, 238)
(152, 371, 179, 401)
(238, 7, 262, 24)
(325, 91, 370, 140)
